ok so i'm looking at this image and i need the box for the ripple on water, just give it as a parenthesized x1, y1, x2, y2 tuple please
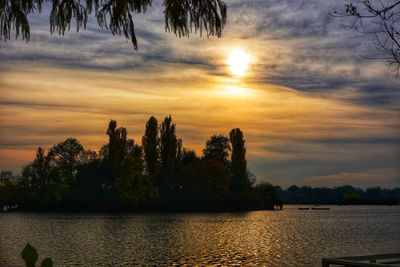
(0, 206, 399, 266)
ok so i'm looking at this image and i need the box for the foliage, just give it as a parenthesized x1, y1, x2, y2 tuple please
(0, 170, 14, 183)
(48, 138, 86, 185)
(0, 171, 20, 209)
(181, 148, 200, 166)
(142, 116, 159, 177)
(202, 134, 230, 166)
(2, 117, 399, 211)
(0, 116, 284, 212)
(282, 185, 400, 205)
(63, 160, 113, 210)
(116, 143, 159, 207)
(229, 128, 250, 194)
(1, 116, 399, 211)
(179, 159, 229, 210)
(21, 243, 53, 267)
(0, 0, 227, 50)
(106, 120, 129, 183)
(20, 147, 52, 191)
(254, 182, 281, 210)
(164, 0, 227, 38)
(158, 115, 178, 190)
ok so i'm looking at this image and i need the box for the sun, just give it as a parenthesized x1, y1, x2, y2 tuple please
(227, 48, 252, 77)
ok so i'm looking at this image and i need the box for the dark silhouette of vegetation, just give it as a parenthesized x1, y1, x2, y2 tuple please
(334, 0, 400, 74)
(203, 134, 230, 166)
(230, 128, 251, 194)
(106, 120, 129, 184)
(0, 115, 281, 212)
(142, 116, 159, 177)
(0, 0, 227, 50)
(2, 116, 397, 212)
(0, 170, 20, 209)
(158, 115, 179, 194)
(178, 159, 230, 210)
(21, 243, 53, 267)
(280, 185, 400, 205)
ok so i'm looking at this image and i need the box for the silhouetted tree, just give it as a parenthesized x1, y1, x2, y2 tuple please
(116, 142, 159, 208)
(159, 115, 178, 190)
(254, 182, 280, 210)
(66, 158, 114, 210)
(0, 170, 14, 184)
(48, 138, 85, 185)
(0, 0, 227, 50)
(99, 144, 109, 160)
(181, 148, 200, 166)
(19, 147, 68, 209)
(106, 120, 128, 184)
(202, 134, 230, 167)
(342, 192, 363, 204)
(229, 128, 250, 193)
(142, 116, 159, 177)
(0, 171, 19, 209)
(176, 138, 183, 166)
(179, 159, 230, 210)
(80, 149, 98, 163)
(2, 116, 399, 211)
(20, 147, 52, 191)
(107, 120, 117, 162)
(281, 184, 400, 205)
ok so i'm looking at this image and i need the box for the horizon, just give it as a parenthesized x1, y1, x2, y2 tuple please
(1, 0, 399, 189)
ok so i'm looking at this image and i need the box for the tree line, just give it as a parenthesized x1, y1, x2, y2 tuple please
(0, 115, 282, 212)
(279, 185, 400, 205)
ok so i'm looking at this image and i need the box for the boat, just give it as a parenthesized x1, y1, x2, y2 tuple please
(311, 207, 330, 210)
(298, 207, 310, 210)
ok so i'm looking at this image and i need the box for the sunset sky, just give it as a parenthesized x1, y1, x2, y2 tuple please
(0, 0, 399, 188)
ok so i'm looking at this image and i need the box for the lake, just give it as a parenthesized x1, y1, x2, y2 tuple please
(1, 205, 399, 266)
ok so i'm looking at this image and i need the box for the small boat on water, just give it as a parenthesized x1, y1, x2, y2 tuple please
(298, 207, 310, 210)
(311, 207, 330, 210)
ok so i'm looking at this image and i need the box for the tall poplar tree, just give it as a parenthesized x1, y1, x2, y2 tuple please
(159, 115, 178, 190)
(229, 128, 250, 193)
(142, 116, 159, 177)
(106, 120, 128, 185)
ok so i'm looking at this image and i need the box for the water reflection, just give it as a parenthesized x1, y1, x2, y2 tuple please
(1, 206, 399, 266)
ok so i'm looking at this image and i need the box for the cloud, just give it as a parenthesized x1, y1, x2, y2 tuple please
(0, 0, 399, 188)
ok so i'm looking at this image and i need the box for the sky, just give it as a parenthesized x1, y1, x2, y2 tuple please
(0, 0, 399, 188)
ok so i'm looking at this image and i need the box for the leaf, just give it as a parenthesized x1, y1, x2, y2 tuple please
(21, 243, 38, 267)
(40, 258, 53, 267)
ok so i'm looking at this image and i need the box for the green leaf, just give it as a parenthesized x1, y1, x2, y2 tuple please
(40, 258, 53, 267)
(21, 243, 38, 267)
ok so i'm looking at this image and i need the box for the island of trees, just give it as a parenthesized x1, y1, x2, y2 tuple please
(0, 116, 282, 212)
(0, 115, 398, 212)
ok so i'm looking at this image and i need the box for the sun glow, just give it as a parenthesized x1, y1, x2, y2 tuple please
(227, 48, 252, 77)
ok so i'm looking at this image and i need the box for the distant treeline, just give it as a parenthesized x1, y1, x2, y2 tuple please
(278, 185, 400, 205)
(0, 116, 282, 212)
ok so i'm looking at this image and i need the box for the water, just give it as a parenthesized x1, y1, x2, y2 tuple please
(1, 205, 399, 266)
